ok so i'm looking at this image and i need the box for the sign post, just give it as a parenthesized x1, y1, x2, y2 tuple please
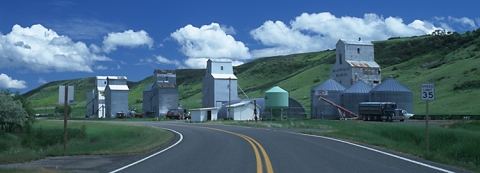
(59, 86, 74, 153)
(421, 83, 434, 155)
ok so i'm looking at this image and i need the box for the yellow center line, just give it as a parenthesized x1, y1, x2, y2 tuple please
(196, 126, 274, 173)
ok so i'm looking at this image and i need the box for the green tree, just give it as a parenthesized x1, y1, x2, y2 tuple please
(0, 92, 29, 133)
(55, 105, 72, 116)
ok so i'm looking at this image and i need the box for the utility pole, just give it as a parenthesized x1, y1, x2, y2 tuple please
(228, 77, 231, 119)
(63, 86, 68, 153)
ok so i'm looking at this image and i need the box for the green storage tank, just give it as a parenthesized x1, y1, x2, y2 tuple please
(264, 86, 289, 109)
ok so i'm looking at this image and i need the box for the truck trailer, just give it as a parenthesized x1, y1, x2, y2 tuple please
(359, 102, 405, 122)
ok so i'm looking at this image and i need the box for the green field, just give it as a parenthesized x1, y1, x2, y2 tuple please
(0, 120, 173, 164)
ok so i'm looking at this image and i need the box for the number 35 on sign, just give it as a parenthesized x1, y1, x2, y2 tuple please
(421, 84, 434, 100)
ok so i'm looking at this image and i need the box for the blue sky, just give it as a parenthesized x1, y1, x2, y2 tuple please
(1, 0, 479, 94)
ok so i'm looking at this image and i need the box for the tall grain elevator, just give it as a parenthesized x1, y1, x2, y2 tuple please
(142, 70, 178, 117)
(202, 59, 240, 108)
(105, 76, 129, 118)
(331, 39, 381, 88)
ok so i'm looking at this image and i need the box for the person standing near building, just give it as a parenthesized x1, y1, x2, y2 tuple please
(321, 110, 324, 120)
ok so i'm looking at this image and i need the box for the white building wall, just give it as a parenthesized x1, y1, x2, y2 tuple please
(231, 103, 259, 121)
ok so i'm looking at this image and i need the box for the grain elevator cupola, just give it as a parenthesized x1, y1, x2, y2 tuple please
(331, 39, 381, 88)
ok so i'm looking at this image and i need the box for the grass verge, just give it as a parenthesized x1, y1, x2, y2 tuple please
(0, 120, 174, 164)
(208, 119, 480, 172)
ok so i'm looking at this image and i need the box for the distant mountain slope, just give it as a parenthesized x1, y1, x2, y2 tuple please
(24, 29, 480, 115)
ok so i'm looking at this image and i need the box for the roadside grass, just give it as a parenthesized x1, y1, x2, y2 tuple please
(0, 120, 174, 164)
(208, 119, 480, 172)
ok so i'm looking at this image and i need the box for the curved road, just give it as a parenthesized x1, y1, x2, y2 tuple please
(110, 121, 467, 173)
(1, 121, 469, 172)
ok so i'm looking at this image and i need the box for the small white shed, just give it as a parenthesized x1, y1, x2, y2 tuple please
(190, 107, 218, 122)
(226, 101, 261, 121)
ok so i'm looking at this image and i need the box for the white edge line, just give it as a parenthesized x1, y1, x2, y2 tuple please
(110, 127, 183, 173)
(296, 133, 455, 173)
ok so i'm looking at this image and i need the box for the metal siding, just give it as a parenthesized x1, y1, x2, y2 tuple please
(109, 90, 129, 118)
(142, 90, 151, 115)
(311, 90, 343, 119)
(202, 75, 215, 108)
(370, 91, 413, 113)
(311, 79, 346, 119)
(213, 79, 238, 107)
(105, 87, 111, 118)
(333, 39, 378, 88)
(286, 98, 307, 118)
(341, 93, 370, 115)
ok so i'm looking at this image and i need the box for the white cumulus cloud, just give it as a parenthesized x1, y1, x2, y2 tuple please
(0, 73, 27, 89)
(102, 30, 154, 53)
(448, 16, 477, 28)
(171, 23, 251, 68)
(0, 24, 110, 73)
(155, 55, 183, 67)
(250, 12, 447, 57)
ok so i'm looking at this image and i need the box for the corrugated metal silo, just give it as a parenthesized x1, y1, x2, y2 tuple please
(370, 77, 413, 113)
(311, 78, 346, 119)
(340, 80, 372, 116)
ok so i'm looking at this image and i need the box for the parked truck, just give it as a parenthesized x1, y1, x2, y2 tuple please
(359, 102, 405, 122)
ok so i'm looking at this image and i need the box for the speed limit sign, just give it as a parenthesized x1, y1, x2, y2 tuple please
(421, 84, 434, 100)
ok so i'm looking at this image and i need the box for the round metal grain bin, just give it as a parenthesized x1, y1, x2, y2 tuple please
(311, 78, 346, 119)
(265, 86, 289, 118)
(341, 80, 372, 117)
(265, 86, 289, 109)
(370, 77, 413, 113)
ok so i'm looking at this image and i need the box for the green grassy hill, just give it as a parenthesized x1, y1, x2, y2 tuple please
(23, 29, 480, 116)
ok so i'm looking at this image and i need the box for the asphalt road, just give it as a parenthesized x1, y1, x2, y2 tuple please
(111, 121, 468, 173)
(1, 121, 471, 173)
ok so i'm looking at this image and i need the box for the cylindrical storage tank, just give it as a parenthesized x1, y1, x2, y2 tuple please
(265, 86, 288, 117)
(311, 78, 346, 119)
(340, 80, 372, 117)
(370, 77, 413, 113)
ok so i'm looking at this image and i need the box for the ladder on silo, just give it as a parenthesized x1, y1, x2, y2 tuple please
(318, 96, 360, 119)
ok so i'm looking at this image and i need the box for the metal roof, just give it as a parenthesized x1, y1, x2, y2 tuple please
(226, 101, 256, 108)
(345, 60, 380, 68)
(211, 74, 237, 79)
(313, 78, 346, 91)
(108, 85, 129, 91)
(344, 80, 372, 93)
(371, 77, 412, 92)
(338, 39, 373, 46)
(143, 83, 153, 92)
(266, 86, 287, 93)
